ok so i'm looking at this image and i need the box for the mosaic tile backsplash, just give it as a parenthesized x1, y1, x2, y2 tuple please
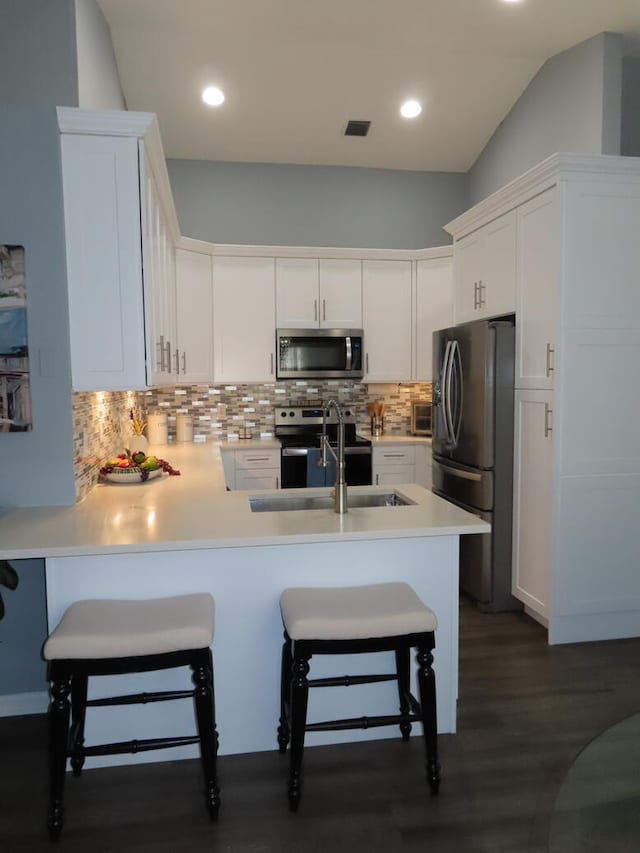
(73, 380, 432, 501)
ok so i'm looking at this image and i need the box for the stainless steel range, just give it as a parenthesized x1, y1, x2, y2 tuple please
(274, 405, 372, 488)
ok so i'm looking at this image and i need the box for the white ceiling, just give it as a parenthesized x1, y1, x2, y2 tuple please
(97, 0, 640, 173)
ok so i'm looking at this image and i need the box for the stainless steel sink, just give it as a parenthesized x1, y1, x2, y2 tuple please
(249, 491, 415, 513)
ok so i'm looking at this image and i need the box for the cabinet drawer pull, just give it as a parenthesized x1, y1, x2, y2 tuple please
(314, 299, 318, 322)
(270, 352, 274, 375)
(545, 343, 555, 377)
(544, 404, 553, 437)
(382, 453, 406, 458)
(322, 299, 326, 322)
(245, 456, 271, 462)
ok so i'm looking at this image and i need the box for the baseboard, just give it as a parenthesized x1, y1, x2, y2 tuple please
(0, 690, 48, 717)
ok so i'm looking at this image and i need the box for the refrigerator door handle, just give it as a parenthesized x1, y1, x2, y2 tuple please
(434, 461, 482, 482)
(440, 340, 454, 445)
(447, 339, 463, 450)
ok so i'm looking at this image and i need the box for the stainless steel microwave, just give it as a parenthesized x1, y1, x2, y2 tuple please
(276, 329, 364, 380)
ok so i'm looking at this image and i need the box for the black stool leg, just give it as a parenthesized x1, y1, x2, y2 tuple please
(277, 633, 292, 753)
(416, 639, 440, 794)
(191, 649, 221, 820)
(395, 646, 412, 741)
(48, 666, 71, 840)
(288, 646, 311, 812)
(70, 673, 88, 776)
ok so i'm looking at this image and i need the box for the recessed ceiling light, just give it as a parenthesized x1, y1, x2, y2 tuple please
(400, 99, 422, 119)
(202, 86, 225, 107)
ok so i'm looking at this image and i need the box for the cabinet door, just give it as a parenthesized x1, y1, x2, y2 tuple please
(175, 249, 214, 383)
(363, 260, 412, 381)
(374, 466, 415, 486)
(213, 257, 276, 382)
(415, 257, 454, 381)
(235, 470, 280, 490)
(511, 389, 554, 618)
(454, 229, 483, 325)
(318, 259, 362, 328)
(482, 210, 516, 318)
(275, 258, 319, 328)
(141, 145, 177, 386)
(515, 188, 558, 389)
(414, 445, 432, 489)
(61, 133, 148, 391)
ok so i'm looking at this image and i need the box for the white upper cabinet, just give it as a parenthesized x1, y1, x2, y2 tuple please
(61, 132, 148, 390)
(318, 259, 362, 328)
(415, 256, 454, 381)
(515, 188, 558, 390)
(213, 256, 276, 383)
(275, 257, 362, 329)
(454, 210, 516, 324)
(175, 248, 214, 383)
(59, 108, 179, 391)
(363, 260, 412, 381)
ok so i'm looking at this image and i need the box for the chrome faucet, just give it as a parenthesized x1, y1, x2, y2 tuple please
(318, 399, 348, 514)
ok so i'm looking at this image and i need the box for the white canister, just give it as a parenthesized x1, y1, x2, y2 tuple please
(176, 413, 194, 443)
(147, 412, 168, 446)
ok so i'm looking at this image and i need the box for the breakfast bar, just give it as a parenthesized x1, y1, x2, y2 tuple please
(0, 443, 488, 767)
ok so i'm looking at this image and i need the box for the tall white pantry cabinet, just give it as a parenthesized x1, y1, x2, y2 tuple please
(447, 153, 640, 645)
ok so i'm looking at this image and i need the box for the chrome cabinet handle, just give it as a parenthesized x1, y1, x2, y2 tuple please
(181, 351, 187, 373)
(322, 299, 326, 322)
(165, 339, 172, 373)
(546, 343, 555, 377)
(276, 476, 279, 489)
(365, 353, 369, 374)
(479, 281, 486, 308)
(270, 352, 274, 375)
(382, 453, 406, 458)
(375, 474, 379, 485)
(157, 336, 165, 372)
(473, 282, 479, 310)
(544, 403, 553, 437)
(174, 349, 180, 374)
(314, 299, 318, 322)
(246, 457, 270, 462)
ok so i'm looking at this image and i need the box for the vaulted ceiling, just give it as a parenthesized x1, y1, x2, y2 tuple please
(98, 0, 640, 172)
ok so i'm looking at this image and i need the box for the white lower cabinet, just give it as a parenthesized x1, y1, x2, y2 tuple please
(511, 389, 553, 619)
(213, 257, 276, 383)
(222, 447, 280, 490)
(372, 445, 416, 486)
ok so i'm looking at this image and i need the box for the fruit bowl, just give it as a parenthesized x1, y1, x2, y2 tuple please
(99, 450, 180, 484)
(104, 468, 163, 484)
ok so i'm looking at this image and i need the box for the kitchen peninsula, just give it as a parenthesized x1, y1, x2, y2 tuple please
(0, 443, 487, 766)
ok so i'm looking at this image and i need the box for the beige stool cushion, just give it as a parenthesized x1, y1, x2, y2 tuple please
(43, 593, 215, 661)
(280, 582, 437, 641)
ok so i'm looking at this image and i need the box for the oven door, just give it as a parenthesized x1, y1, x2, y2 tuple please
(281, 446, 372, 488)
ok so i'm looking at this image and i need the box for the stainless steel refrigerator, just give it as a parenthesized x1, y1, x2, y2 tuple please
(432, 316, 521, 612)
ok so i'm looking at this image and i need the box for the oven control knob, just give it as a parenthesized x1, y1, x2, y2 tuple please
(289, 410, 295, 417)
(280, 411, 287, 418)
(344, 409, 352, 417)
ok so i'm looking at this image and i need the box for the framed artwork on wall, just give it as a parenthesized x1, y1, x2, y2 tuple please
(0, 245, 32, 431)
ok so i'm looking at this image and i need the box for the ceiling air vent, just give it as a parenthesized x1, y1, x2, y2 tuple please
(344, 120, 371, 137)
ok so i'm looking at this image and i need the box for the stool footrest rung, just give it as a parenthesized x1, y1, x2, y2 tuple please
(306, 713, 420, 733)
(309, 673, 397, 688)
(74, 734, 201, 758)
(85, 689, 193, 708)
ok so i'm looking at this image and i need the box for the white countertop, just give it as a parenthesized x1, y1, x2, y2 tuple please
(0, 443, 486, 560)
(365, 433, 432, 446)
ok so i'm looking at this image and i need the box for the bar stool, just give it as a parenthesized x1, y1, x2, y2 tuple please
(277, 581, 440, 811)
(43, 593, 220, 840)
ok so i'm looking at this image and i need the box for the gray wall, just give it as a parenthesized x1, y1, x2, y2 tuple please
(167, 160, 468, 250)
(0, 0, 78, 106)
(621, 56, 640, 157)
(469, 33, 623, 205)
(0, 560, 47, 701)
(0, 108, 76, 508)
(75, 0, 126, 110)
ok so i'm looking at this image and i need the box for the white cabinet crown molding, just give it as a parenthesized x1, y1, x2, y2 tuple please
(57, 107, 180, 241)
(445, 152, 640, 241)
(176, 237, 452, 262)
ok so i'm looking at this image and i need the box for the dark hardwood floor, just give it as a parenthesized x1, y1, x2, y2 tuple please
(2, 598, 639, 852)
